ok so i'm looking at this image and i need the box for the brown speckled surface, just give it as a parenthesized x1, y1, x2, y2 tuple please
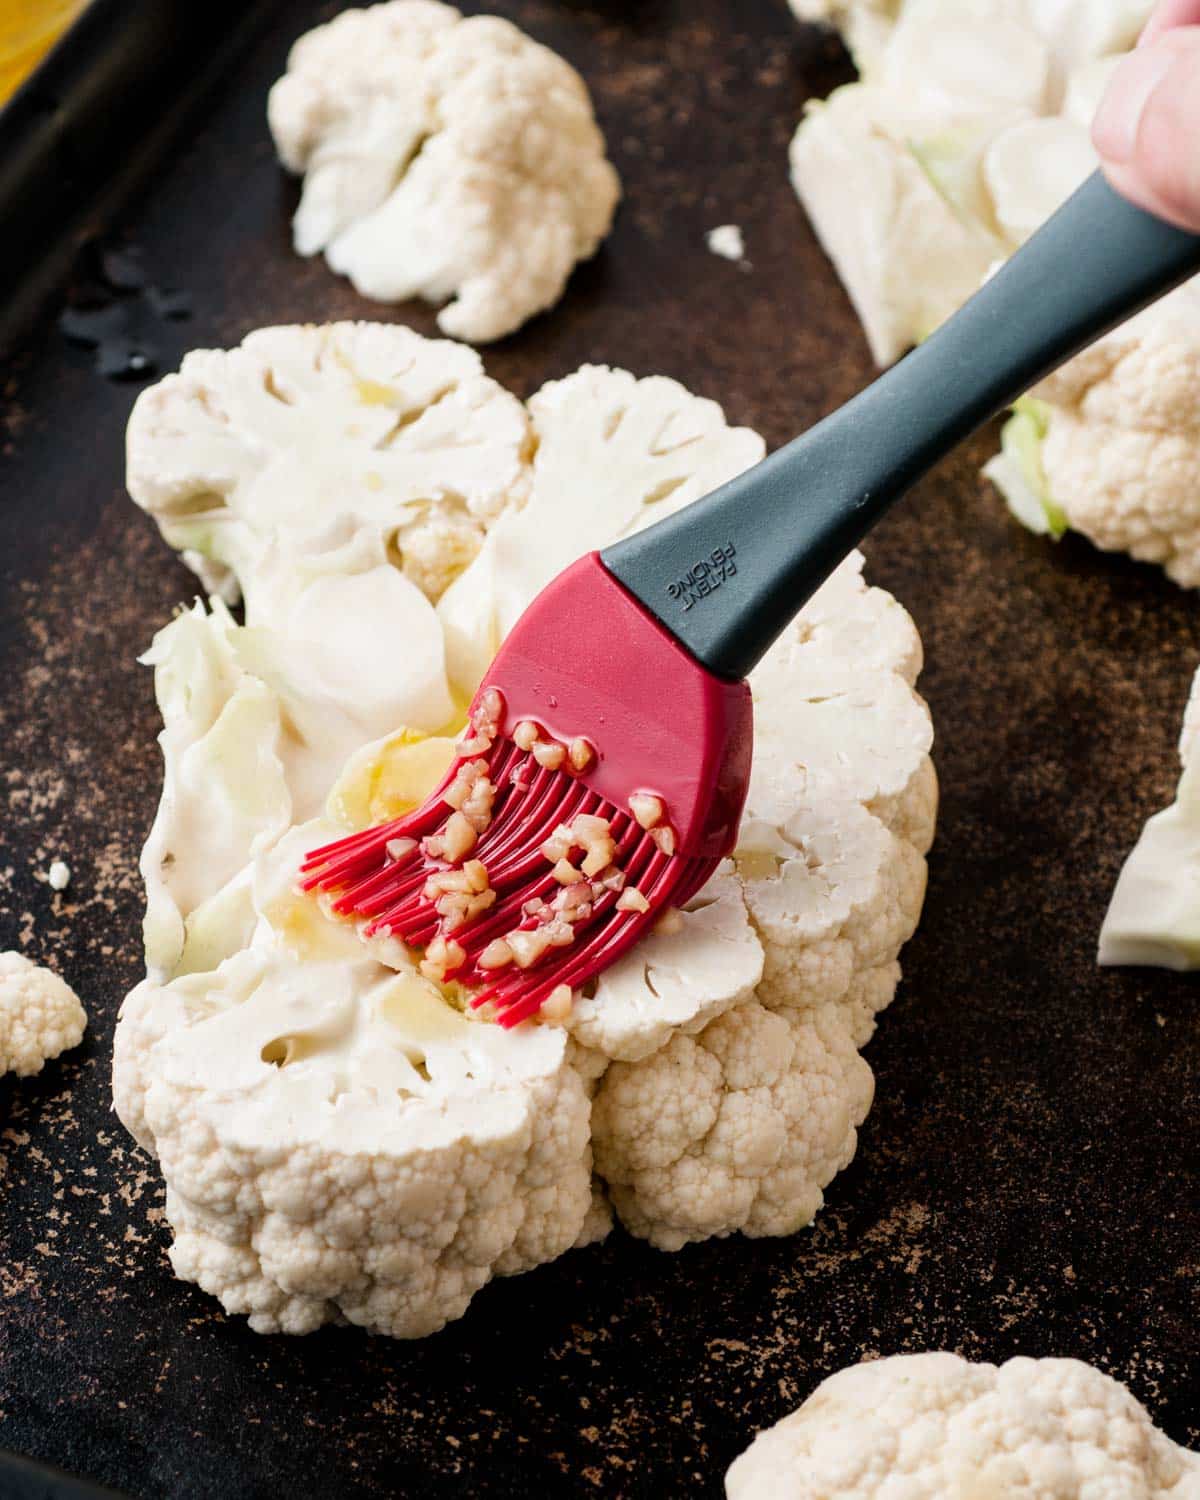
(2, 3, 1199, 1496)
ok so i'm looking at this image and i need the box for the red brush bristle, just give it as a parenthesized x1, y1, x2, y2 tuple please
(300, 722, 714, 1026)
(300, 553, 755, 1025)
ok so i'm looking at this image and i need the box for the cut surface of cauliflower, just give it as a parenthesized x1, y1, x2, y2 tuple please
(127, 321, 533, 609)
(116, 325, 935, 1336)
(117, 906, 592, 1338)
(1100, 664, 1200, 969)
(725, 1351, 1200, 1498)
(267, 1, 620, 343)
(789, 0, 1152, 366)
(789, 0, 1200, 585)
(437, 362, 766, 696)
(0, 951, 87, 1079)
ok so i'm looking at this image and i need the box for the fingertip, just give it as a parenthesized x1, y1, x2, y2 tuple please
(1092, 29, 1200, 233)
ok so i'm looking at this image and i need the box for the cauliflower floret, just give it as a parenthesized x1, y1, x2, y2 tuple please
(267, 2, 620, 343)
(737, 552, 934, 1024)
(1100, 663, 1200, 968)
(126, 321, 532, 609)
(0, 952, 87, 1079)
(988, 285, 1200, 585)
(116, 936, 592, 1339)
(592, 1001, 873, 1250)
(725, 1352, 1200, 1498)
(118, 327, 935, 1333)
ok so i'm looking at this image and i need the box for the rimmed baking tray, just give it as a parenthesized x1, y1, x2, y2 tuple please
(1, 2, 1198, 1496)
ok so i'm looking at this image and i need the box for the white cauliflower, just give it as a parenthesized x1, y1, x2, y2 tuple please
(592, 1001, 873, 1250)
(126, 321, 532, 608)
(1100, 663, 1200, 969)
(788, 0, 1152, 365)
(116, 326, 935, 1335)
(0, 952, 87, 1079)
(267, 1, 620, 343)
(986, 283, 1200, 584)
(725, 1351, 1200, 1498)
(437, 362, 766, 696)
(117, 876, 592, 1338)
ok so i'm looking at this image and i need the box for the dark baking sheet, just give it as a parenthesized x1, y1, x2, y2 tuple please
(2, 2, 1198, 1496)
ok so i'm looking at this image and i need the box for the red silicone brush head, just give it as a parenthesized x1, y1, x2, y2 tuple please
(300, 553, 753, 1026)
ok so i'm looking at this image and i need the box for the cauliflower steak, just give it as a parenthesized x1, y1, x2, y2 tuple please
(116, 323, 935, 1337)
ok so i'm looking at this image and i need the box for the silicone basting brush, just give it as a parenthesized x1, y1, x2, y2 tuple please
(302, 176, 1200, 1025)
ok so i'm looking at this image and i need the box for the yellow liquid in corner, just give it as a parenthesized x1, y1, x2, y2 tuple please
(0, 0, 89, 106)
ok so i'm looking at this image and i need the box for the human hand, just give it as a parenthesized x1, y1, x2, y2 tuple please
(1093, 0, 1200, 231)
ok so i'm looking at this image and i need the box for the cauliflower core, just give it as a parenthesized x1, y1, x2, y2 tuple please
(115, 322, 935, 1337)
(267, 1, 620, 343)
(1100, 663, 1200, 969)
(1, 951, 87, 1079)
(725, 1352, 1200, 1498)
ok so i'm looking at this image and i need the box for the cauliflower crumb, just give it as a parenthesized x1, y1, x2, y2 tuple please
(47, 859, 71, 891)
(1, 951, 87, 1079)
(267, 1, 621, 343)
(706, 224, 746, 263)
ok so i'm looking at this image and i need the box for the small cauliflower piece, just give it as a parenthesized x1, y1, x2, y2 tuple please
(0, 952, 87, 1079)
(706, 224, 746, 264)
(1100, 664, 1200, 968)
(725, 1351, 1200, 1498)
(267, 2, 620, 343)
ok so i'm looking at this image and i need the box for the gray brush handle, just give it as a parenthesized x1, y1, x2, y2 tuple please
(603, 173, 1200, 680)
